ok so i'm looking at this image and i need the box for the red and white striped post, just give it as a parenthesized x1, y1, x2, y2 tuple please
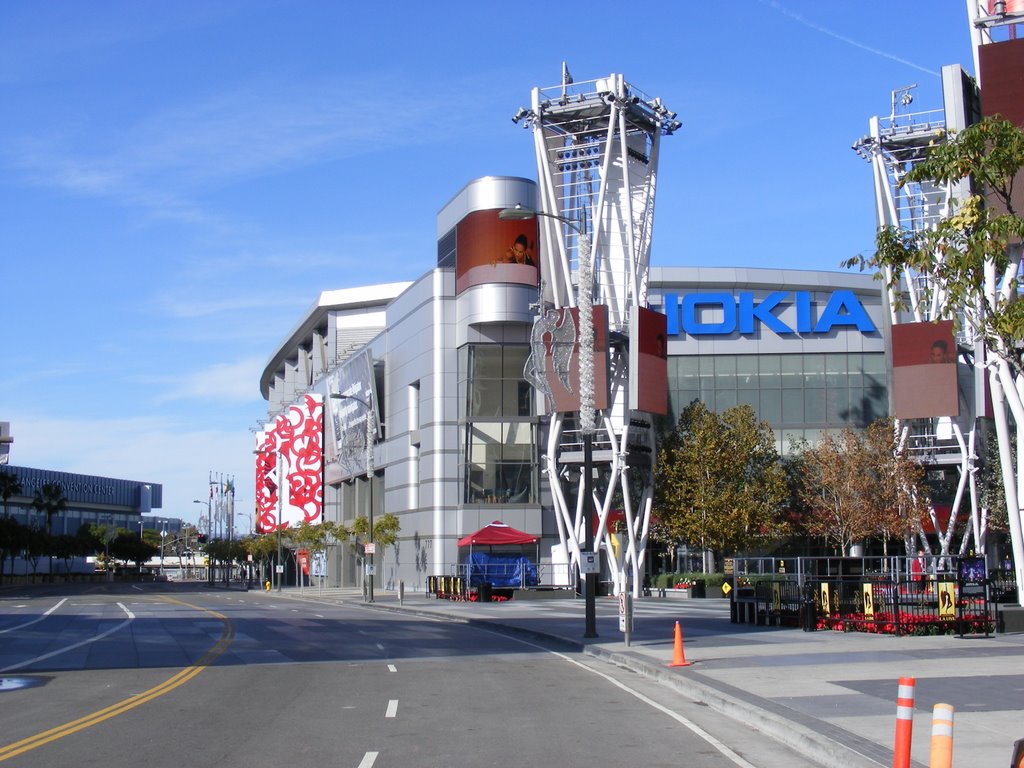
(893, 676, 916, 768)
(929, 703, 954, 768)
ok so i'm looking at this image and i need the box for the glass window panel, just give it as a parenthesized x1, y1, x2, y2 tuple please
(803, 388, 825, 424)
(782, 389, 804, 424)
(804, 355, 826, 388)
(699, 377, 717, 401)
(825, 353, 848, 388)
(826, 387, 851, 422)
(715, 390, 737, 411)
(780, 355, 803, 389)
(517, 381, 533, 417)
(759, 355, 781, 389)
(863, 352, 886, 376)
(865, 385, 888, 423)
(760, 389, 781, 424)
(471, 379, 503, 417)
(675, 356, 699, 380)
(714, 356, 737, 389)
(473, 346, 503, 379)
(736, 390, 759, 413)
(502, 347, 529, 378)
(736, 356, 759, 390)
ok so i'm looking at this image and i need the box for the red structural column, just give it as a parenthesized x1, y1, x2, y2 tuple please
(893, 676, 916, 768)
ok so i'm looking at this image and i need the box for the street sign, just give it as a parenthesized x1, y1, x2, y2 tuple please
(721, 581, 732, 596)
(364, 542, 376, 554)
(580, 551, 600, 574)
(618, 591, 633, 633)
(275, 564, 284, 574)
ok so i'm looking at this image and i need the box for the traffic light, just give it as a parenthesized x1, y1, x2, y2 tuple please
(197, 533, 208, 544)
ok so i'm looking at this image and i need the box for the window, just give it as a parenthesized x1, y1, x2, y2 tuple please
(458, 344, 538, 504)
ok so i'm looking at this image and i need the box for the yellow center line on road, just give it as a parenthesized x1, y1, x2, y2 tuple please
(0, 596, 234, 762)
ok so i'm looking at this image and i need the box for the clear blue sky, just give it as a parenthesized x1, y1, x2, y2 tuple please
(0, 1, 976, 526)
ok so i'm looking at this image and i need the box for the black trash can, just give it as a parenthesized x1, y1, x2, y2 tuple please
(690, 580, 706, 599)
(478, 582, 492, 603)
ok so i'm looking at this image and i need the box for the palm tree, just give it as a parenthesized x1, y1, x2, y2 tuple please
(0, 469, 22, 519)
(32, 482, 67, 581)
(0, 471, 23, 583)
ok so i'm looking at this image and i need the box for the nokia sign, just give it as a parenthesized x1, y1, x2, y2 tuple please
(663, 290, 876, 337)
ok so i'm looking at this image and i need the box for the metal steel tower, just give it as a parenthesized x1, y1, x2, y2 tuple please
(513, 69, 679, 598)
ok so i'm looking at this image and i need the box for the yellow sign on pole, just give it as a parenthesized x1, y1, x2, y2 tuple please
(862, 583, 875, 620)
(721, 581, 732, 596)
(820, 583, 831, 617)
(938, 582, 956, 619)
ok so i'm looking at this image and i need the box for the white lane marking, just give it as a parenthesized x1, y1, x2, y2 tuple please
(478, 628, 758, 768)
(0, 598, 68, 635)
(357, 752, 378, 768)
(0, 602, 135, 673)
(387, 664, 397, 673)
(375, 643, 385, 650)
(315, 614, 324, 618)
(132, 585, 143, 591)
(385, 700, 398, 718)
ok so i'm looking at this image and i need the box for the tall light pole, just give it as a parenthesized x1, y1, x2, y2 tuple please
(499, 204, 598, 638)
(330, 392, 375, 603)
(193, 497, 211, 582)
(159, 520, 166, 576)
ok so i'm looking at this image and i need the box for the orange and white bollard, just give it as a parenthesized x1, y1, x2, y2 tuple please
(928, 703, 954, 768)
(893, 676, 916, 768)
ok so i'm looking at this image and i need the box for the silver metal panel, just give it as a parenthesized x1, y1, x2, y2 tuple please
(455, 283, 536, 344)
(435, 176, 538, 239)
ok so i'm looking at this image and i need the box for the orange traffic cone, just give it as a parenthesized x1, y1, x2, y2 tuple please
(668, 620, 693, 667)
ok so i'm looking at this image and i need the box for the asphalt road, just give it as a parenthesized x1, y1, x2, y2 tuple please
(0, 583, 822, 768)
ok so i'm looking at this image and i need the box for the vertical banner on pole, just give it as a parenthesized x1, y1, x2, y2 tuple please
(893, 676, 916, 768)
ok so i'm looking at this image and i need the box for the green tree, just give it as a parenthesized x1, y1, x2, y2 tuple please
(0, 515, 28, 583)
(32, 482, 67, 581)
(654, 401, 788, 564)
(109, 530, 157, 573)
(352, 513, 400, 587)
(799, 428, 875, 556)
(51, 534, 87, 579)
(290, 520, 348, 588)
(244, 533, 279, 585)
(862, 419, 930, 558)
(0, 469, 23, 520)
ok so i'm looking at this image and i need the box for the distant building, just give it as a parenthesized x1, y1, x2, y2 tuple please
(1, 464, 163, 535)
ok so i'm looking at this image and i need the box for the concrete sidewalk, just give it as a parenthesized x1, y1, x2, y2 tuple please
(277, 585, 1024, 768)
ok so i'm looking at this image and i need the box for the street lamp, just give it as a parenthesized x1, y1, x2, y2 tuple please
(330, 391, 376, 603)
(499, 204, 598, 638)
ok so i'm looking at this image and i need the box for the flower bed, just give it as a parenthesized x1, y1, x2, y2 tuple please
(816, 611, 993, 635)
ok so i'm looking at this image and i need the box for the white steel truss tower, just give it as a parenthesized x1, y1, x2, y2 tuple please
(514, 70, 679, 598)
(852, 75, 983, 561)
